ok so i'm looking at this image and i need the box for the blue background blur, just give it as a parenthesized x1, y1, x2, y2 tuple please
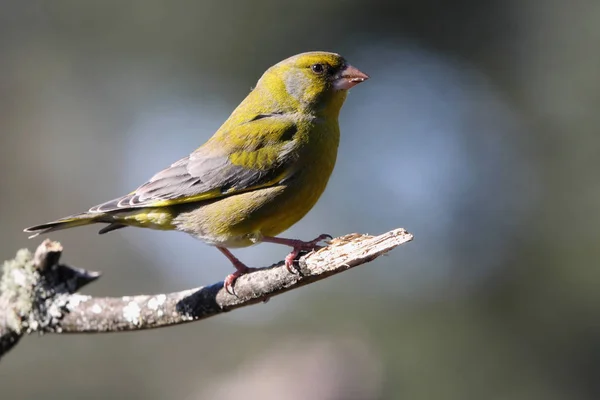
(1, 1, 599, 399)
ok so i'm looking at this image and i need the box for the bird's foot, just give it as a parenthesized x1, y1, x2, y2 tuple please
(223, 266, 257, 295)
(218, 247, 257, 295)
(282, 234, 333, 273)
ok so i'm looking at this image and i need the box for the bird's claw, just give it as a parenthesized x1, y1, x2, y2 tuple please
(284, 233, 333, 273)
(285, 252, 300, 273)
(315, 233, 333, 243)
(223, 267, 257, 296)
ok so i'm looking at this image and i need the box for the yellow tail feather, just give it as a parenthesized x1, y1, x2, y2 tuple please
(24, 214, 100, 238)
(24, 208, 175, 238)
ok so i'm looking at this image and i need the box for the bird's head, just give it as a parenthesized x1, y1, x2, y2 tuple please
(256, 51, 369, 118)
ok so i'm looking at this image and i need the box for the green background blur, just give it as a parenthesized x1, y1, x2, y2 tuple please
(1, 1, 599, 399)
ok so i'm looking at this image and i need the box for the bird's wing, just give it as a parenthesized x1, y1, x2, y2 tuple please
(90, 116, 300, 213)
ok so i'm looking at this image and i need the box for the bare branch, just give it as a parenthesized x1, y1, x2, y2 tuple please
(0, 228, 413, 360)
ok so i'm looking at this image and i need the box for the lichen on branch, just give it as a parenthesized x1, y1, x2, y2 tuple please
(0, 228, 413, 361)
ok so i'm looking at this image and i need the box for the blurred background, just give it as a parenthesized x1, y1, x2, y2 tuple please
(1, 0, 598, 399)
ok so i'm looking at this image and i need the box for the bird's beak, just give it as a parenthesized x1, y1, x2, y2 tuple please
(333, 64, 369, 90)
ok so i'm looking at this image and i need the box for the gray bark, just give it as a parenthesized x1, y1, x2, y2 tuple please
(0, 228, 413, 360)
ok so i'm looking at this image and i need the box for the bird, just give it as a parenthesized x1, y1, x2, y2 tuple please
(24, 51, 369, 294)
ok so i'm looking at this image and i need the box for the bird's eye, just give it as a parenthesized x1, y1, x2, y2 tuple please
(311, 64, 325, 74)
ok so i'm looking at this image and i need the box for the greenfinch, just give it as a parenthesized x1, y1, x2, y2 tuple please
(24, 51, 369, 293)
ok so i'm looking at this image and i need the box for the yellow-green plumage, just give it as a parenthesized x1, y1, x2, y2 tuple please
(173, 116, 340, 247)
(24, 51, 368, 253)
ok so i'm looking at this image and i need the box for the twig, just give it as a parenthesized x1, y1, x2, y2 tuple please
(0, 228, 413, 360)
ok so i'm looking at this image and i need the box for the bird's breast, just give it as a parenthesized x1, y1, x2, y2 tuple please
(173, 120, 341, 247)
(253, 120, 340, 236)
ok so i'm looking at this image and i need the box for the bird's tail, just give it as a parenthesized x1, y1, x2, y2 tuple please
(24, 213, 107, 238)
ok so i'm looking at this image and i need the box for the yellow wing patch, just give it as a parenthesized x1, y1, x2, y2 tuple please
(117, 208, 177, 230)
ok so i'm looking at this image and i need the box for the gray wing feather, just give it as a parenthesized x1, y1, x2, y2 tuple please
(90, 119, 298, 213)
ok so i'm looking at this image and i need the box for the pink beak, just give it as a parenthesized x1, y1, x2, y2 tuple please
(333, 64, 369, 90)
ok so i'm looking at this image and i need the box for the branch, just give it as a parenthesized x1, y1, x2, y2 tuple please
(0, 228, 413, 360)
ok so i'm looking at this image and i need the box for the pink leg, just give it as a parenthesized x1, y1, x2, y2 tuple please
(217, 247, 256, 295)
(262, 234, 332, 273)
